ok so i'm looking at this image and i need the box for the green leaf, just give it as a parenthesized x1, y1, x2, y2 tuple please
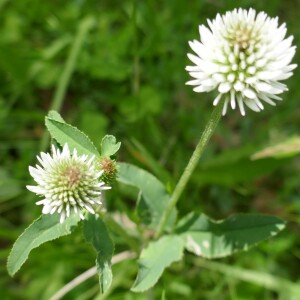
(131, 235, 184, 292)
(193, 145, 291, 186)
(251, 136, 300, 160)
(7, 213, 80, 276)
(176, 213, 285, 259)
(101, 135, 121, 157)
(47, 110, 65, 123)
(117, 163, 176, 229)
(83, 214, 114, 294)
(45, 117, 100, 157)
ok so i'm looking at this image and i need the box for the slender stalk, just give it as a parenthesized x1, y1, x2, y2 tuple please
(49, 251, 135, 300)
(39, 17, 95, 151)
(154, 104, 223, 239)
(195, 258, 300, 295)
(132, 0, 140, 95)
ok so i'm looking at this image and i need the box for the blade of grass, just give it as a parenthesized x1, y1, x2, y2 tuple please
(40, 16, 95, 151)
(196, 258, 300, 297)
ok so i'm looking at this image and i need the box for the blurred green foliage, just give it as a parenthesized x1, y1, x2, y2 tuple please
(1, 0, 300, 299)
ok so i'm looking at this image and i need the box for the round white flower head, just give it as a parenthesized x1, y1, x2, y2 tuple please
(186, 8, 297, 116)
(27, 144, 111, 223)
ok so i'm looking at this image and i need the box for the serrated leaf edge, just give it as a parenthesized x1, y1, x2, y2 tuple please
(131, 236, 184, 292)
(45, 117, 100, 157)
(7, 215, 78, 276)
(178, 213, 286, 259)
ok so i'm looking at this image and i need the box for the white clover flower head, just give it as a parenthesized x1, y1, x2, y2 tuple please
(186, 8, 297, 116)
(27, 144, 111, 223)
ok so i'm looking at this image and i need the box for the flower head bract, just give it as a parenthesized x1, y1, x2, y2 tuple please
(186, 8, 297, 115)
(27, 144, 111, 223)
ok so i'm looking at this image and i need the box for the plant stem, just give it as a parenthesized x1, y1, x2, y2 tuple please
(132, 0, 140, 95)
(39, 16, 95, 152)
(49, 251, 135, 300)
(154, 104, 223, 239)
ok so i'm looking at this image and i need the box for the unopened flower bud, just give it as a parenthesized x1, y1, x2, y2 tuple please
(98, 157, 118, 185)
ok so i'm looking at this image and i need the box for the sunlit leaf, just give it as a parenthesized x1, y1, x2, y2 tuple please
(176, 213, 285, 258)
(47, 110, 65, 123)
(131, 235, 184, 292)
(251, 136, 300, 160)
(7, 214, 80, 276)
(45, 117, 100, 157)
(101, 135, 121, 157)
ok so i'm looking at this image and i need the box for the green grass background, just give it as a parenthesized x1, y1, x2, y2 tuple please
(1, 0, 300, 299)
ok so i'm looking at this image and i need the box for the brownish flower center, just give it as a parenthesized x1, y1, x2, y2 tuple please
(100, 157, 114, 173)
(63, 166, 82, 188)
